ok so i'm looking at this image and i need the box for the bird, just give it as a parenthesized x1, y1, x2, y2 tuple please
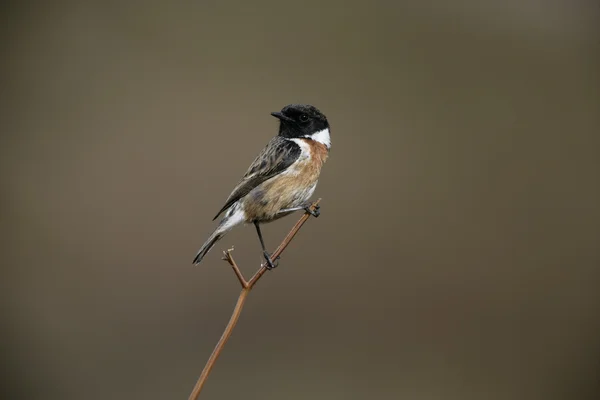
(192, 104, 331, 269)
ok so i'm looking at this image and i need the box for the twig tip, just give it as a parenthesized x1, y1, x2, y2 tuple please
(221, 246, 235, 261)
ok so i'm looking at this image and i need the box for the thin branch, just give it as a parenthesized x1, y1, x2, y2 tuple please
(222, 248, 248, 288)
(187, 199, 322, 400)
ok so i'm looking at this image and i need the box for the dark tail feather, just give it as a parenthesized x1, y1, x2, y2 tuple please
(193, 206, 243, 265)
(193, 230, 224, 265)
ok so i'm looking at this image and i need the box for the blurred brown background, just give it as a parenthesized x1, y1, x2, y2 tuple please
(2, 1, 599, 399)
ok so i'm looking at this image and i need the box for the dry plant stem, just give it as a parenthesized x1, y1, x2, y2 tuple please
(187, 199, 321, 400)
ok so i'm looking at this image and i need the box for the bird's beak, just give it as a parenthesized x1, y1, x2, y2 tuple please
(271, 112, 293, 122)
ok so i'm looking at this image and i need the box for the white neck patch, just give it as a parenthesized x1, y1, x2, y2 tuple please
(306, 128, 331, 149)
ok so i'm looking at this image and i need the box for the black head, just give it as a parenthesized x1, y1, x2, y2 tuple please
(271, 104, 329, 139)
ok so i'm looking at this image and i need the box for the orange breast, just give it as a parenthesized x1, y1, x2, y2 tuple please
(304, 138, 329, 167)
(242, 138, 329, 221)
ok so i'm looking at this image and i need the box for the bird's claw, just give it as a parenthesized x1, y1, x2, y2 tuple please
(263, 251, 280, 270)
(305, 204, 320, 218)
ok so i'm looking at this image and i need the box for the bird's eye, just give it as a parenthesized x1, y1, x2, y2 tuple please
(299, 114, 309, 122)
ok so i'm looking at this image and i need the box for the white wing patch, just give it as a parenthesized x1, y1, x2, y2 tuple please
(281, 138, 311, 176)
(290, 138, 311, 158)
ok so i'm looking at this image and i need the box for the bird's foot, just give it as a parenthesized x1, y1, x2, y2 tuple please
(263, 251, 280, 270)
(304, 204, 320, 218)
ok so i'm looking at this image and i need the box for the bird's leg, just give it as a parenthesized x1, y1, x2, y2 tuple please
(278, 202, 320, 218)
(254, 221, 279, 270)
(277, 206, 304, 214)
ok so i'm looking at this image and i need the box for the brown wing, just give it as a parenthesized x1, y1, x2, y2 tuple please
(212, 137, 301, 220)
